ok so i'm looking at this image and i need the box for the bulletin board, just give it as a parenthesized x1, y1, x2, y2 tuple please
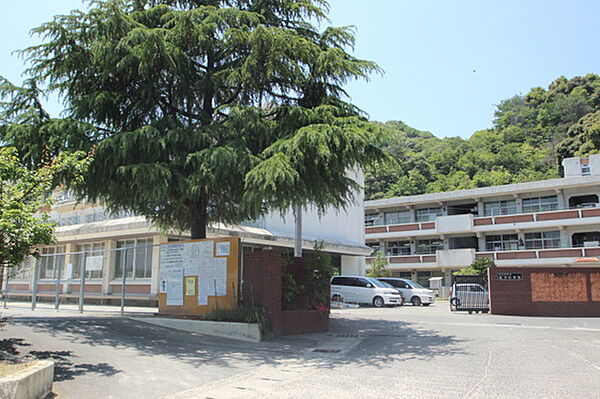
(157, 237, 240, 316)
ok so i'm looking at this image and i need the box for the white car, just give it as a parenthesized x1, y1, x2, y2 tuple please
(331, 276, 402, 307)
(378, 278, 436, 306)
(449, 283, 489, 311)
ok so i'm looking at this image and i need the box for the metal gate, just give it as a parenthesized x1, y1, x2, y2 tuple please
(450, 275, 489, 313)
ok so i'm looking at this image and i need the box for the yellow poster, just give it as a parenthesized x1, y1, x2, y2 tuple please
(185, 277, 196, 296)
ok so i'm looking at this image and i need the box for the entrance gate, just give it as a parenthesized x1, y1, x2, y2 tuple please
(450, 275, 489, 313)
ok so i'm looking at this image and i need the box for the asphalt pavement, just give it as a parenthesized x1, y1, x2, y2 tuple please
(1, 301, 600, 398)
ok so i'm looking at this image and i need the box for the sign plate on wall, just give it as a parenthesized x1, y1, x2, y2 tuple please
(497, 272, 523, 281)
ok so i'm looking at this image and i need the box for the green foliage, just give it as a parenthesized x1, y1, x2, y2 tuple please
(366, 251, 391, 278)
(454, 257, 495, 276)
(0, 147, 89, 272)
(0, 0, 387, 239)
(281, 272, 303, 311)
(366, 74, 600, 199)
(203, 306, 268, 335)
(304, 240, 334, 309)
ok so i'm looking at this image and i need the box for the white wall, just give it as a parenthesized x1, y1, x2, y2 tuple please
(261, 169, 366, 247)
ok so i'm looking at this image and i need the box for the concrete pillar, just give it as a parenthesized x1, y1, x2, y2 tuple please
(559, 227, 569, 248)
(555, 189, 565, 210)
(409, 206, 416, 223)
(63, 243, 77, 293)
(444, 270, 453, 287)
(515, 195, 523, 214)
(442, 235, 449, 250)
(411, 270, 417, 281)
(151, 234, 167, 295)
(103, 239, 117, 294)
(410, 238, 417, 255)
(476, 199, 484, 217)
(477, 234, 486, 252)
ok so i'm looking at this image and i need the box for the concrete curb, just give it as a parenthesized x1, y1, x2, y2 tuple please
(132, 317, 263, 342)
(0, 360, 54, 399)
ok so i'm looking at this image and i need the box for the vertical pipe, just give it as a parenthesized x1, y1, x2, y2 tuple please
(78, 251, 87, 313)
(31, 257, 40, 311)
(54, 255, 63, 311)
(294, 204, 302, 258)
(3, 266, 9, 309)
(120, 247, 128, 316)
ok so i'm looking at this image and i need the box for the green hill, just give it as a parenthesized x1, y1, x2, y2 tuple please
(366, 74, 600, 200)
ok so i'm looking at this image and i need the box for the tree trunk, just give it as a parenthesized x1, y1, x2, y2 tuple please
(190, 198, 208, 239)
(190, 218, 207, 240)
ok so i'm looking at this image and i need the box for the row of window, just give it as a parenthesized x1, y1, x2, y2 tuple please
(369, 231, 600, 255)
(16, 238, 154, 281)
(366, 194, 600, 226)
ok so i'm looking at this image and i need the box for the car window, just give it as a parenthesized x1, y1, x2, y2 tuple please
(455, 285, 468, 292)
(470, 285, 484, 292)
(366, 278, 386, 288)
(331, 277, 352, 286)
(407, 280, 424, 289)
(354, 278, 370, 287)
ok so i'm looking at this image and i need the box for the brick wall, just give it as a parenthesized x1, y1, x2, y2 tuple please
(489, 267, 600, 317)
(242, 251, 330, 336)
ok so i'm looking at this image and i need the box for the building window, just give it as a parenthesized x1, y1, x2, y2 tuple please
(10, 259, 32, 281)
(569, 194, 599, 209)
(415, 207, 442, 222)
(114, 238, 153, 279)
(384, 210, 411, 225)
(484, 200, 517, 216)
(385, 241, 411, 256)
(364, 213, 383, 227)
(572, 232, 600, 247)
(73, 242, 105, 279)
(366, 242, 381, 256)
(416, 239, 443, 254)
(39, 246, 66, 279)
(522, 195, 559, 213)
(524, 231, 561, 249)
(485, 234, 519, 251)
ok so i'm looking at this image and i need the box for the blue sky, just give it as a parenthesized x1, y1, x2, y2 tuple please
(1, 0, 598, 138)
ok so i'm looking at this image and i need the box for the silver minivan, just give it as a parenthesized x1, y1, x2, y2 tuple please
(331, 276, 402, 307)
(378, 278, 436, 306)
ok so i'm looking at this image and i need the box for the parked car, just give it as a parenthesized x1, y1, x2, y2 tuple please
(379, 280, 405, 305)
(377, 278, 436, 306)
(331, 276, 402, 307)
(449, 283, 489, 311)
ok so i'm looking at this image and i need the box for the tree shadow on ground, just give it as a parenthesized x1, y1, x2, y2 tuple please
(4, 312, 466, 371)
(0, 339, 120, 381)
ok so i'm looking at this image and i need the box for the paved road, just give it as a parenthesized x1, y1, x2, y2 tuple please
(2, 302, 600, 398)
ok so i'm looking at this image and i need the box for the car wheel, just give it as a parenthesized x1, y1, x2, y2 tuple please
(331, 294, 342, 302)
(422, 303, 431, 307)
(411, 296, 422, 306)
(372, 296, 385, 308)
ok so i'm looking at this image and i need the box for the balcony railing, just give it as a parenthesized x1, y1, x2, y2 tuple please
(366, 246, 600, 266)
(365, 207, 600, 235)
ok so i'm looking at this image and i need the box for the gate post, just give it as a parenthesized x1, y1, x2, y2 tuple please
(31, 257, 40, 311)
(78, 251, 87, 313)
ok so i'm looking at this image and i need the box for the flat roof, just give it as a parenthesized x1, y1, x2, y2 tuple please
(366, 174, 600, 210)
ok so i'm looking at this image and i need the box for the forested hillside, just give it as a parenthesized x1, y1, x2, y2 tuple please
(366, 74, 600, 200)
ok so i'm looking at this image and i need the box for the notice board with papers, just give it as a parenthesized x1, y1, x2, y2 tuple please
(158, 237, 240, 316)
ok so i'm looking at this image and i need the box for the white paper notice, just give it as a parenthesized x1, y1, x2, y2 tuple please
(215, 241, 230, 257)
(165, 267, 184, 306)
